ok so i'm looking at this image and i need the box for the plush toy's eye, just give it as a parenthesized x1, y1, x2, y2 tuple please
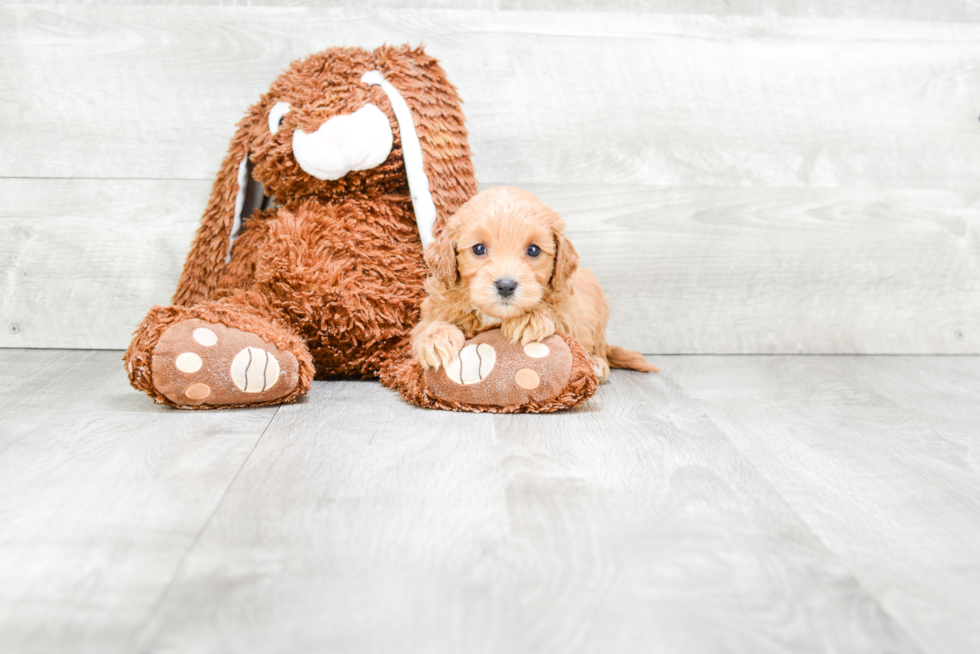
(472, 244, 487, 256)
(268, 102, 291, 135)
(527, 244, 541, 257)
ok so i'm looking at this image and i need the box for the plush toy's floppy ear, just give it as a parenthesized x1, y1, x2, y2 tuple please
(370, 45, 478, 246)
(551, 235, 580, 293)
(424, 230, 458, 287)
(172, 115, 265, 307)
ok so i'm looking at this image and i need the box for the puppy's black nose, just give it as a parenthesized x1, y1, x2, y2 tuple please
(495, 278, 518, 298)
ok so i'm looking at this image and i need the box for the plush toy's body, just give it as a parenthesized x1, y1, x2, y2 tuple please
(181, 194, 426, 379)
(125, 45, 598, 412)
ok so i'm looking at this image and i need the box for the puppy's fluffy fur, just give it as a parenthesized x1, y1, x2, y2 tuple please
(412, 186, 656, 382)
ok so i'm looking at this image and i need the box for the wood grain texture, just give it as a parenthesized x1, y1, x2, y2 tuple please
(665, 354, 980, 654)
(135, 369, 920, 654)
(4, 0, 977, 22)
(0, 178, 208, 349)
(6, 0, 980, 23)
(489, 371, 920, 654)
(4, 179, 978, 354)
(530, 184, 980, 355)
(136, 380, 519, 653)
(0, 349, 278, 654)
(2, 7, 980, 187)
(5, 349, 980, 651)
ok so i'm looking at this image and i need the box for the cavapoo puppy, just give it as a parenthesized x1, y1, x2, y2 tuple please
(412, 186, 657, 382)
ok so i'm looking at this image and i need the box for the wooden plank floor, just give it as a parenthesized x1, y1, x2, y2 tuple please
(2, 349, 979, 653)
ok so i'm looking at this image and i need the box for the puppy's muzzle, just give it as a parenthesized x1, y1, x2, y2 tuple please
(495, 278, 518, 299)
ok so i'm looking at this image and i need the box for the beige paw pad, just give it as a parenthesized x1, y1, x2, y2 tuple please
(230, 346, 281, 393)
(514, 368, 540, 390)
(185, 383, 211, 400)
(193, 327, 218, 346)
(445, 343, 496, 385)
(174, 352, 202, 373)
(524, 342, 549, 358)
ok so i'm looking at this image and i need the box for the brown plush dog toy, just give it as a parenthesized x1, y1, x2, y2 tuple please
(124, 45, 598, 412)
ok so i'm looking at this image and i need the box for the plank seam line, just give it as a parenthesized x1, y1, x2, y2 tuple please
(132, 405, 281, 642)
(0, 176, 212, 182)
(8, 178, 980, 191)
(3, 348, 979, 358)
(672, 375, 929, 653)
(640, 353, 980, 357)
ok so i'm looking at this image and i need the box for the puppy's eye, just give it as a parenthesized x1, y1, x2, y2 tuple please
(527, 244, 541, 257)
(268, 101, 291, 135)
(472, 244, 487, 256)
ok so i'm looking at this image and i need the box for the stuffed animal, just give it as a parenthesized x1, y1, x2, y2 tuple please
(124, 45, 597, 413)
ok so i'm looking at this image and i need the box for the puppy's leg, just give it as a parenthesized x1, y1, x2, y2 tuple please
(591, 355, 611, 384)
(412, 320, 466, 370)
(501, 309, 556, 345)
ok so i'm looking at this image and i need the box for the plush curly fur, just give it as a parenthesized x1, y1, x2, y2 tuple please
(125, 45, 477, 406)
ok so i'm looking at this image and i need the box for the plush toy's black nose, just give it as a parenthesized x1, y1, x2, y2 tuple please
(495, 278, 518, 298)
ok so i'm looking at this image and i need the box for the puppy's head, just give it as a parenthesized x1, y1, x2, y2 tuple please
(425, 187, 579, 319)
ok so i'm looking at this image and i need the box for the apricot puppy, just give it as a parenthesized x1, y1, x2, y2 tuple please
(412, 186, 656, 382)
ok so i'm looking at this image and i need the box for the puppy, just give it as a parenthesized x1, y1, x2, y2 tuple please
(412, 186, 657, 382)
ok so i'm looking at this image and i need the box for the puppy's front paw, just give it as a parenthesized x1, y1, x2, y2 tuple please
(501, 311, 556, 346)
(412, 321, 466, 370)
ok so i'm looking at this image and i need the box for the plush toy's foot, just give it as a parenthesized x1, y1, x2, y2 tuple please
(150, 319, 300, 408)
(426, 331, 573, 405)
(384, 329, 598, 413)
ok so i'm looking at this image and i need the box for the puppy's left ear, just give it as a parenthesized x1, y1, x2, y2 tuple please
(550, 235, 580, 292)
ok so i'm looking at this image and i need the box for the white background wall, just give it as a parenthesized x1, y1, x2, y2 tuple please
(2, 1, 979, 353)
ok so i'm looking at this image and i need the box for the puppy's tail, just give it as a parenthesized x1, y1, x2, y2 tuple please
(607, 345, 659, 373)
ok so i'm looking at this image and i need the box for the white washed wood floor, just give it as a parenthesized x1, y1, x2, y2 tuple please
(1, 349, 979, 654)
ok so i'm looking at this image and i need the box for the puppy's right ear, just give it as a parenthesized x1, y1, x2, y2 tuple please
(424, 230, 458, 287)
(172, 110, 265, 307)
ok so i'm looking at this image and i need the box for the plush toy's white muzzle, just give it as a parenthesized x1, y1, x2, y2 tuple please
(226, 73, 437, 265)
(291, 104, 393, 181)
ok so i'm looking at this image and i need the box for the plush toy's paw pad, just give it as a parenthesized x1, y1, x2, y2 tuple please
(444, 343, 496, 385)
(425, 330, 572, 407)
(151, 319, 298, 407)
